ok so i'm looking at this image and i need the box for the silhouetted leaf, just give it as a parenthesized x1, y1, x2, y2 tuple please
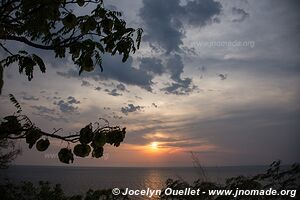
(73, 144, 91, 157)
(92, 147, 103, 158)
(79, 125, 94, 144)
(58, 148, 74, 164)
(93, 132, 106, 147)
(0, 64, 3, 95)
(32, 54, 46, 73)
(62, 13, 77, 28)
(36, 139, 50, 152)
(26, 128, 42, 149)
(76, 0, 85, 7)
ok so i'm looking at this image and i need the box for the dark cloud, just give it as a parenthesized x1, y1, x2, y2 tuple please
(56, 100, 78, 113)
(116, 83, 126, 91)
(112, 112, 123, 119)
(121, 104, 144, 115)
(140, 0, 183, 52)
(182, 0, 222, 26)
(81, 80, 92, 87)
(31, 106, 55, 114)
(34, 113, 68, 122)
(140, 0, 222, 52)
(31, 105, 68, 122)
(218, 74, 227, 80)
(105, 88, 122, 96)
(57, 54, 154, 92)
(67, 96, 80, 104)
(23, 95, 39, 101)
(53, 96, 61, 100)
(152, 103, 158, 108)
(232, 7, 249, 23)
(139, 57, 165, 75)
(162, 54, 197, 95)
(53, 96, 80, 113)
(167, 54, 184, 82)
(95, 86, 102, 91)
(162, 78, 197, 95)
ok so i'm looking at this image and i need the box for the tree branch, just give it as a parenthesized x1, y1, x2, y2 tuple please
(0, 35, 56, 50)
(0, 43, 13, 55)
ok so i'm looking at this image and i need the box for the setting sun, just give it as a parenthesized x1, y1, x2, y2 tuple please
(150, 142, 158, 150)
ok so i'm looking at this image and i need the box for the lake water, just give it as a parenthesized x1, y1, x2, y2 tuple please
(0, 165, 268, 197)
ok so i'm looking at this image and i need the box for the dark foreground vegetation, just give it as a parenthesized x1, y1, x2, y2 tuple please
(0, 161, 299, 200)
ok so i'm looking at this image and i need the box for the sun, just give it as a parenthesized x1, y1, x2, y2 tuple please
(150, 142, 158, 150)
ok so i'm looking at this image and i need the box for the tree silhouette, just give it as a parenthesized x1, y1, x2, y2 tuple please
(0, 0, 142, 93)
(0, 0, 142, 164)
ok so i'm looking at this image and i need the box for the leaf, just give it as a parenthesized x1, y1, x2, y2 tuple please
(9, 94, 22, 113)
(73, 144, 91, 157)
(58, 148, 74, 164)
(93, 132, 106, 147)
(79, 125, 94, 144)
(2, 115, 22, 135)
(136, 28, 143, 49)
(82, 56, 94, 72)
(122, 53, 129, 63)
(92, 147, 103, 158)
(86, 17, 97, 31)
(36, 139, 50, 151)
(32, 54, 46, 73)
(95, 43, 105, 53)
(0, 64, 3, 95)
(76, 0, 85, 7)
(79, 22, 90, 34)
(69, 43, 81, 59)
(26, 128, 42, 149)
(106, 128, 126, 147)
(62, 13, 77, 29)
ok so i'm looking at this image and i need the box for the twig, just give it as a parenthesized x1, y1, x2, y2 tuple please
(0, 43, 14, 56)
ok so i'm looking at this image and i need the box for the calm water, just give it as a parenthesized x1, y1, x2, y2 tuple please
(0, 165, 267, 196)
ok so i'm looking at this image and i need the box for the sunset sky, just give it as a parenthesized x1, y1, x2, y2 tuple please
(0, 0, 299, 167)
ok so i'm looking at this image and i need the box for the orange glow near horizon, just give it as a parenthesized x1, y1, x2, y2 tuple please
(150, 142, 158, 150)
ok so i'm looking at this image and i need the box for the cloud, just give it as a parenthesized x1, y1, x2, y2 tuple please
(113, 112, 123, 119)
(31, 106, 55, 114)
(139, 0, 222, 95)
(121, 104, 144, 115)
(232, 7, 249, 23)
(53, 96, 80, 113)
(34, 113, 68, 122)
(167, 54, 184, 82)
(140, 0, 183, 53)
(152, 103, 158, 108)
(218, 73, 227, 80)
(23, 95, 39, 101)
(162, 54, 197, 95)
(116, 83, 126, 91)
(95, 86, 102, 91)
(67, 96, 80, 104)
(135, 132, 215, 150)
(31, 105, 68, 122)
(105, 88, 122, 96)
(57, 54, 154, 91)
(162, 78, 197, 95)
(81, 80, 92, 87)
(56, 100, 78, 113)
(139, 0, 222, 52)
(139, 57, 165, 75)
(182, 0, 222, 26)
